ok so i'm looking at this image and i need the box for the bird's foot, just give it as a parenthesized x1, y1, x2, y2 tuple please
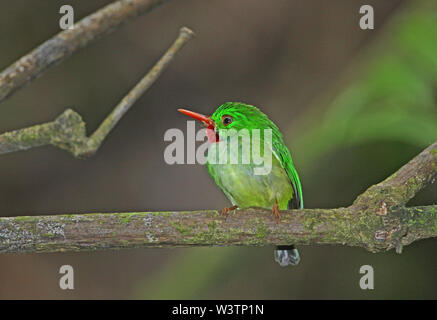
(221, 205, 238, 218)
(272, 203, 281, 223)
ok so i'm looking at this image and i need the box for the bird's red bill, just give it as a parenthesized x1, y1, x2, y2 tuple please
(177, 109, 214, 126)
(178, 108, 218, 143)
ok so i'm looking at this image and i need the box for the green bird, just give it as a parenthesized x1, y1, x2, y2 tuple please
(178, 102, 303, 266)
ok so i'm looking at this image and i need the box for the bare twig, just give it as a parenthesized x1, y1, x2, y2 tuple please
(0, 27, 194, 158)
(0, 0, 435, 256)
(1, 141, 436, 254)
(0, 0, 171, 105)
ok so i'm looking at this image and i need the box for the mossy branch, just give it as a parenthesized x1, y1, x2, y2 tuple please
(0, 27, 194, 158)
(0, 0, 435, 254)
(0, 0, 172, 105)
(0, 142, 436, 254)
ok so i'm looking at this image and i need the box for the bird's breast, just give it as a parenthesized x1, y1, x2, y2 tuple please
(206, 141, 293, 209)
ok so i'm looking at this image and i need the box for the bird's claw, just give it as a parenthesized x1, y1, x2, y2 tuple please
(272, 203, 281, 223)
(220, 205, 238, 218)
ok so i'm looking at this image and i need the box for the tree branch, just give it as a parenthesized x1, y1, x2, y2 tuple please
(0, 0, 172, 105)
(353, 141, 437, 208)
(1, 141, 436, 254)
(0, 0, 435, 255)
(0, 27, 194, 158)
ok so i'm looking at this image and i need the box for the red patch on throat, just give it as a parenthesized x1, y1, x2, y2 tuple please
(206, 126, 219, 143)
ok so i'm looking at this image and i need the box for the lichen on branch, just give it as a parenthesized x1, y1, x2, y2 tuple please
(0, 141, 436, 254)
(0, 27, 194, 158)
(0, 0, 435, 255)
(0, 0, 172, 104)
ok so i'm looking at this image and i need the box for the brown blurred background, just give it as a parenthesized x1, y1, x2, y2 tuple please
(0, 0, 436, 299)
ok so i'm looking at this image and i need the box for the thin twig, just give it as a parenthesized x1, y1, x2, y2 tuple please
(0, 27, 195, 158)
(0, 140, 436, 254)
(0, 0, 171, 105)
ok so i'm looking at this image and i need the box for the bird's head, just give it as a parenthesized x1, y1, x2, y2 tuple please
(178, 102, 277, 143)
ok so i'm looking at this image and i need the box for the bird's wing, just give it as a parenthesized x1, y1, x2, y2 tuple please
(272, 135, 303, 209)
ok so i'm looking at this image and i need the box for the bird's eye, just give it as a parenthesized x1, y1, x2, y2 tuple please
(222, 115, 233, 126)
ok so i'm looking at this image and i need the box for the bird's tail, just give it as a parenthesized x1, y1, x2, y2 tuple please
(274, 245, 300, 267)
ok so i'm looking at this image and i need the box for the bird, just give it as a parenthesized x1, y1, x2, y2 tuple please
(178, 102, 303, 266)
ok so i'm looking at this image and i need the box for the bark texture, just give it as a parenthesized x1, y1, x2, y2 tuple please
(0, 142, 436, 254)
(0, 0, 172, 104)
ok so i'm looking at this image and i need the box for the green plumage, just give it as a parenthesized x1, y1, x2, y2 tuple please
(179, 102, 303, 266)
(206, 102, 303, 211)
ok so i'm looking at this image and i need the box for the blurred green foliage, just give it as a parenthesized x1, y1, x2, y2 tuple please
(136, 0, 437, 299)
(0, 0, 435, 300)
(295, 1, 437, 163)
